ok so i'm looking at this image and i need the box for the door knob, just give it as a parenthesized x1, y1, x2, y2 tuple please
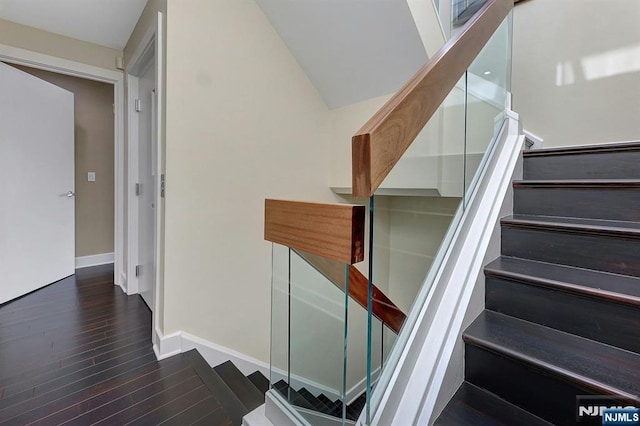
(66, 191, 75, 197)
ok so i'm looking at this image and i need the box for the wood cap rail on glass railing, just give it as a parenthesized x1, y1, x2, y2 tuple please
(295, 250, 406, 334)
(264, 199, 365, 264)
(352, 0, 512, 197)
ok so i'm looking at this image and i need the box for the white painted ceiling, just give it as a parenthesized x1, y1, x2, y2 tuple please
(254, 0, 428, 108)
(0, 0, 147, 50)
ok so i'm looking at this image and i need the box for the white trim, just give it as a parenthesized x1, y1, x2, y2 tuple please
(153, 329, 182, 360)
(366, 112, 524, 426)
(523, 129, 544, 150)
(152, 329, 271, 380)
(114, 79, 125, 289)
(0, 44, 122, 82)
(243, 405, 273, 426)
(126, 73, 140, 295)
(75, 252, 115, 268)
(153, 11, 165, 341)
(119, 272, 128, 294)
(182, 332, 270, 378)
(0, 42, 126, 290)
(126, 12, 165, 327)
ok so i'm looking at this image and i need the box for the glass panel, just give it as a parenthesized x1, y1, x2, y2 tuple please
(271, 244, 353, 424)
(382, 325, 397, 366)
(366, 11, 513, 421)
(270, 243, 290, 391)
(464, 12, 513, 198)
(366, 75, 467, 422)
(346, 298, 380, 422)
(451, 0, 488, 35)
(290, 250, 349, 423)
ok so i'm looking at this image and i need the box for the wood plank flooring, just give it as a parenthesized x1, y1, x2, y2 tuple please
(0, 264, 233, 425)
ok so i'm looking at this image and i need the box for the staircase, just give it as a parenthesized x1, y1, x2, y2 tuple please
(272, 380, 366, 422)
(436, 141, 640, 425)
(191, 353, 269, 425)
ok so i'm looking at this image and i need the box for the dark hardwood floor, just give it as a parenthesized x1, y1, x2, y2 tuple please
(0, 265, 234, 425)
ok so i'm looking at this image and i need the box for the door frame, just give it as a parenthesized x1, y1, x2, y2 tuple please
(0, 43, 126, 290)
(126, 13, 163, 303)
(126, 12, 164, 345)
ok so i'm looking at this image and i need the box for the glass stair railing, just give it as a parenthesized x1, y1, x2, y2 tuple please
(264, 0, 514, 424)
(265, 199, 405, 425)
(353, 0, 513, 423)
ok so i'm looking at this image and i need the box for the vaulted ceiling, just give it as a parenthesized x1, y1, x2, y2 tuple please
(254, 0, 429, 108)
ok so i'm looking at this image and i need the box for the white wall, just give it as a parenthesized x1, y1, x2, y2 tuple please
(512, 0, 640, 147)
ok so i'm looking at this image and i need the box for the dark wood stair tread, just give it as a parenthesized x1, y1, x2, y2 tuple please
(513, 179, 640, 188)
(213, 360, 265, 412)
(246, 371, 269, 395)
(463, 311, 640, 402)
(184, 351, 247, 425)
(297, 387, 332, 413)
(317, 394, 333, 406)
(485, 256, 640, 305)
(524, 141, 640, 157)
(435, 382, 552, 425)
(272, 380, 316, 411)
(502, 214, 640, 235)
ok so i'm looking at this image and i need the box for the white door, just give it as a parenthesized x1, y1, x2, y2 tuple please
(0, 62, 75, 304)
(138, 60, 156, 311)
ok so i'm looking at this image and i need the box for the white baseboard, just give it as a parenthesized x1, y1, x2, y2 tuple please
(182, 332, 269, 378)
(152, 329, 269, 378)
(119, 272, 128, 293)
(153, 330, 181, 360)
(151, 329, 378, 404)
(75, 252, 114, 269)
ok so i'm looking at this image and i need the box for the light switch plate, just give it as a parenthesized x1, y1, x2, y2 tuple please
(88, 172, 96, 182)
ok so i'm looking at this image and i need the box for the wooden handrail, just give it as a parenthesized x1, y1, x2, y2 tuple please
(295, 250, 406, 334)
(264, 199, 365, 264)
(352, 0, 512, 197)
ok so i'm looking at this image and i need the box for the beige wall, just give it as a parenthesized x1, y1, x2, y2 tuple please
(0, 18, 121, 71)
(512, 0, 640, 147)
(8, 64, 115, 257)
(329, 94, 392, 189)
(162, 0, 340, 362)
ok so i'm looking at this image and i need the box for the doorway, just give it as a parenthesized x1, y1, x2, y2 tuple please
(0, 43, 125, 292)
(136, 57, 157, 311)
(127, 16, 162, 319)
(0, 62, 75, 304)
(5, 63, 117, 269)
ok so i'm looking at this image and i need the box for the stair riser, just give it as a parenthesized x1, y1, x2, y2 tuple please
(501, 225, 640, 277)
(465, 344, 632, 426)
(486, 277, 640, 354)
(513, 187, 640, 222)
(524, 151, 640, 180)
